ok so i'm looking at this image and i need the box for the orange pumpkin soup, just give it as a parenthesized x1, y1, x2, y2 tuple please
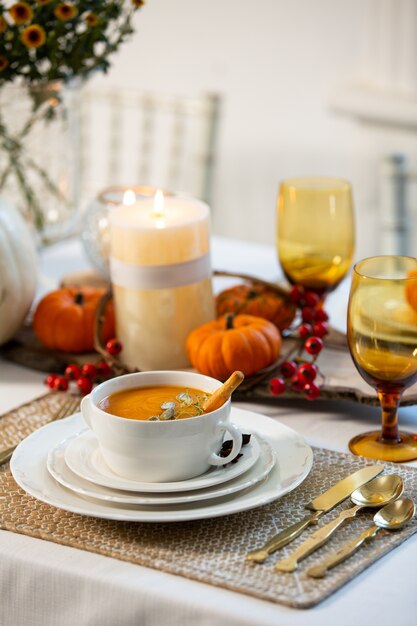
(98, 385, 211, 421)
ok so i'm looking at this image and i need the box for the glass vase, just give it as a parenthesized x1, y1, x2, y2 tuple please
(81, 185, 174, 278)
(0, 80, 82, 245)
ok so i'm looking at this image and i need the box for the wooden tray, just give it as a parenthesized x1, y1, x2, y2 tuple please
(2, 325, 417, 407)
(0, 325, 96, 372)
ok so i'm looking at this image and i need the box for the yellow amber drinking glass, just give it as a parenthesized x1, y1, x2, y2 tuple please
(277, 177, 354, 295)
(348, 256, 417, 462)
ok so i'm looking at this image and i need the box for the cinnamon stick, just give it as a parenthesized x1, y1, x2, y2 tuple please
(202, 371, 245, 413)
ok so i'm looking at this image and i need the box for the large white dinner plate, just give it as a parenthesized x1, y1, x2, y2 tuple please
(47, 435, 274, 505)
(64, 428, 260, 493)
(11, 409, 313, 522)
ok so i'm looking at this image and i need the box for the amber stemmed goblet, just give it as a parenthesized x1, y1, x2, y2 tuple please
(348, 256, 417, 462)
(277, 177, 355, 297)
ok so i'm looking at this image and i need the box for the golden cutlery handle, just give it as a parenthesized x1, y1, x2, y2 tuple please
(246, 510, 322, 563)
(275, 504, 362, 572)
(307, 525, 380, 578)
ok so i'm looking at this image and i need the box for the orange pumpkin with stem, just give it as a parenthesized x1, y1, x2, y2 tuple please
(186, 313, 281, 380)
(33, 287, 115, 353)
(216, 283, 296, 330)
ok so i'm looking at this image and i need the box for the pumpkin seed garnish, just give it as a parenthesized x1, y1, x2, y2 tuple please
(161, 401, 175, 410)
(177, 391, 192, 406)
(159, 406, 175, 420)
(146, 389, 214, 421)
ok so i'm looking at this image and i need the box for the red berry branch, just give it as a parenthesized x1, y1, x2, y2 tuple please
(44, 341, 123, 396)
(268, 284, 329, 401)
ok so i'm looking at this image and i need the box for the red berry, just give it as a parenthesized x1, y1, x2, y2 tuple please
(301, 307, 315, 323)
(313, 321, 329, 338)
(96, 360, 112, 378)
(314, 308, 329, 322)
(64, 364, 81, 380)
(297, 362, 318, 384)
(304, 336, 324, 355)
(304, 382, 321, 400)
(280, 360, 298, 378)
(290, 375, 305, 392)
(53, 376, 69, 392)
(289, 285, 305, 304)
(270, 377, 286, 396)
(305, 291, 320, 309)
(298, 323, 312, 339)
(44, 373, 58, 389)
(76, 376, 93, 395)
(81, 363, 97, 379)
(106, 338, 122, 356)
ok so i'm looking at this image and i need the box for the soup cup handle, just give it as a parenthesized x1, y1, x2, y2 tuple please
(208, 421, 242, 466)
(80, 395, 93, 429)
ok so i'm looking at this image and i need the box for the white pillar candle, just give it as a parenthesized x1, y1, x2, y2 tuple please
(110, 191, 215, 370)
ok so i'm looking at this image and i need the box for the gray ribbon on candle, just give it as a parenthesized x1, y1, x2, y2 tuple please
(110, 253, 212, 290)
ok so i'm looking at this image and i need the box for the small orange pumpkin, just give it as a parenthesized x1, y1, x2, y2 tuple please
(186, 313, 281, 380)
(33, 287, 115, 353)
(215, 283, 296, 330)
(405, 270, 417, 311)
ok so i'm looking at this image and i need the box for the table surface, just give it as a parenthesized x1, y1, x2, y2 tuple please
(1, 237, 417, 626)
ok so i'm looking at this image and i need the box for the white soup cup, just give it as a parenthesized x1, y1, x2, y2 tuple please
(80, 371, 242, 482)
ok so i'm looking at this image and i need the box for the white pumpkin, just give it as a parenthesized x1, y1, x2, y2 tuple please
(0, 197, 38, 345)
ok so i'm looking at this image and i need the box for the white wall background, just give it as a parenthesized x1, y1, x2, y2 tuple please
(91, 0, 417, 262)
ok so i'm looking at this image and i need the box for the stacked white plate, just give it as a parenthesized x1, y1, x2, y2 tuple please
(10, 408, 313, 522)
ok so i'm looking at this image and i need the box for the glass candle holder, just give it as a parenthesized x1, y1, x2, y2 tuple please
(81, 185, 171, 278)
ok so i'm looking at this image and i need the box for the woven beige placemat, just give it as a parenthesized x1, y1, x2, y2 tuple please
(1, 393, 417, 609)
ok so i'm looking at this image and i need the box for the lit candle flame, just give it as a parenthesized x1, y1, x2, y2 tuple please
(123, 189, 136, 206)
(152, 190, 165, 218)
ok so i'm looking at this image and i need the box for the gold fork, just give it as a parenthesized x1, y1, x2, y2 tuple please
(0, 395, 80, 466)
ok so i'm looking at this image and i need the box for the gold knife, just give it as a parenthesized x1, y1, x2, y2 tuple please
(246, 464, 384, 563)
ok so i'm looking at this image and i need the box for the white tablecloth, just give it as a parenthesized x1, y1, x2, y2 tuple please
(1, 238, 417, 626)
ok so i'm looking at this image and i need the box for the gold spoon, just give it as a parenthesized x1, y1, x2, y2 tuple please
(202, 371, 244, 413)
(275, 474, 403, 572)
(307, 497, 415, 578)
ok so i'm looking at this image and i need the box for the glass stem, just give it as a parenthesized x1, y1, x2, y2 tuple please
(377, 390, 402, 443)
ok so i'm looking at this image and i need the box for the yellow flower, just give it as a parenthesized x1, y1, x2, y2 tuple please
(0, 55, 9, 71)
(54, 3, 78, 21)
(9, 2, 33, 25)
(131, 0, 145, 8)
(21, 24, 46, 49)
(0, 16, 7, 33)
(85, 12, 99, 27)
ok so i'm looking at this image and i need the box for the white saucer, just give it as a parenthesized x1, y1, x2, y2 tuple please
(11, 408, 313, 522)
(47, 435, 275, 505)
(64, 429, 260, 493)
